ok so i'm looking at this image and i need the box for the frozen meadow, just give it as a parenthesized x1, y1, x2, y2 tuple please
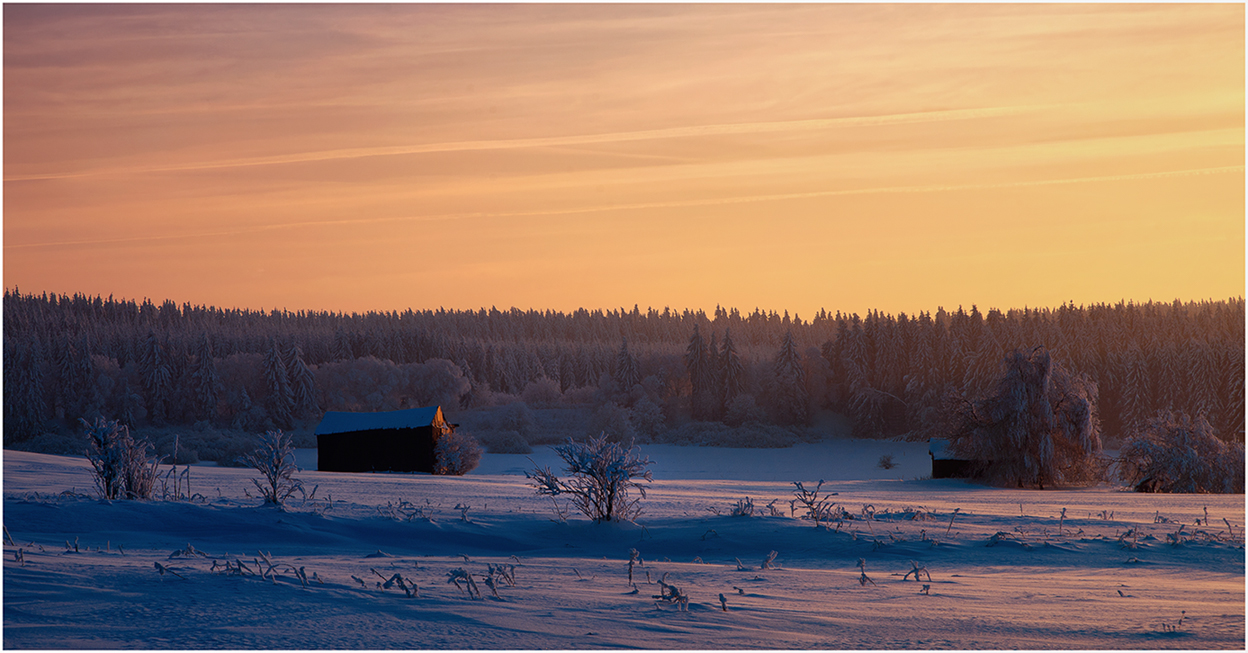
(3, 442, 1244, 649)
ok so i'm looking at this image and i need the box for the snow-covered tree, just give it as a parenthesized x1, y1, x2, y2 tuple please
(1118, 410, 1244, 493)
(284, 343, 318, 419)
(720, 328, 745, 409)
(263, 339, 294, 429)
(947, 346, 1103, 488)
(4, 338, 48, 441)
(527, 434, 654, 522)
(139, 331, 172, 424)
(189, 333, 220, 422)
(685, 326, 713, 420)
(332, 328, 354, 361)
(771, 331, 809, 425)
(614, 337, 641, 393)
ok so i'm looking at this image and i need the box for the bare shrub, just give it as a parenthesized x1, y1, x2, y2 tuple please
(82, 417, 161, 500)
(238, 429, 302, 506)
(527, 433, 653, 522)
(877, 454, 896, 470)
(434, 431, 483, 475)
(1118, 411, 1244, 493)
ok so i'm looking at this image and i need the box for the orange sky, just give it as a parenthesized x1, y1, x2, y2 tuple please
(4, 4, 1244, 318)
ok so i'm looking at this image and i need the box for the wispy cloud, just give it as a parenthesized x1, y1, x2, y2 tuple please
(9, 164, 1239, 250)
(4, 105, 1044, 182)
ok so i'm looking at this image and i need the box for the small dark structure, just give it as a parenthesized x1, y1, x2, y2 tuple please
(316, 406, 454, 473)
(928, 438, 979, 479)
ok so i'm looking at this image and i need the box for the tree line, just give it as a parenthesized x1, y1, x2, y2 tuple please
(4, 289, 1243, 447)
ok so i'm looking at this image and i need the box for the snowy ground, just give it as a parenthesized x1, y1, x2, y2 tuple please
(3, 443, 1244, 649)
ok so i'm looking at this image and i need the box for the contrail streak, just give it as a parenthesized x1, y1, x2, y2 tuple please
(4, 105, 1042, 181)
(6, 165, 1239, 250)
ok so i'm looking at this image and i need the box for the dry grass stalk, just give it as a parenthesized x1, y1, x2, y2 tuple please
(945, 508, 961, 536)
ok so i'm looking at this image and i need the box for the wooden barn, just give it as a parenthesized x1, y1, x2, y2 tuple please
(315, 406, 455, 473)
(928, 438, 980, 479)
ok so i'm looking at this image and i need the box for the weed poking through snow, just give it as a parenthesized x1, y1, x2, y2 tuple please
(791, 480, 838, 527)
(372, 568, 417, 597)
(653, 573, 690, 611)
(446, 568, 481, 599)
(903, 560, 932, 582)
(857, 558, 876, 586)
(730, 497, 754, 517)
(1159, 611, 1187, 633)
(153, 561, 185, 580)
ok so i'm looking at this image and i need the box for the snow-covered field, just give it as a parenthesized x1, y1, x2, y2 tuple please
(4, 442, 1244, 649)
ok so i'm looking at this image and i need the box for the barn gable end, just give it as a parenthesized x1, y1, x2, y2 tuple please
(928, 437, 981, 479)
(316, 406, 453, 473)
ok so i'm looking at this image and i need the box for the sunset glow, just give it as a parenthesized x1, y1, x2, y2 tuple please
(4, 3, 1243, 316)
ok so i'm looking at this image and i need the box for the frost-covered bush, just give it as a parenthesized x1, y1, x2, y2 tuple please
(238, 429, 302, 506)
(500, 402, 537, 440)
(475, 429, 533, 454)
(527, 433, 654, 522)
(83, 417, 162, 500)
(946, 347, 1103, 488)
(629, 396, 665, 439)
(13, 429, 89, 456)
(724, 394, 767, 427)
(434, 431, 483, 475)
(521, 377, 563, 408)
(590, 402, 636, 443)
(1118, 411, 1244, 493)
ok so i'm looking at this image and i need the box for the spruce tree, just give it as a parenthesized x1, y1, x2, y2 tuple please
(263, 339, 294, 429)
(721, 329, 745, 409)
(285, 343, 319, 419)
(140, 331, 171, 424)
(332, 327, 354, 361)
(189, 333, 221, 422)
(615, 337, 641, 391)
(685, 325, 712, 420)
(772, 331, 809, 425)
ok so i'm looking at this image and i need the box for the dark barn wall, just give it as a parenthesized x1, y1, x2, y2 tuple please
(930, 457, 978, 479)
(318, 427, 438, 473)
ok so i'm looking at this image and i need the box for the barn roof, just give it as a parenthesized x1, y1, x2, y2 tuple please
(315, 406, 444, 436)
(928, 437, 956, 460)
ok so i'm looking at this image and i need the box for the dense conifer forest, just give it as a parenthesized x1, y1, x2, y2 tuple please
(4, 289, 1243, 464)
